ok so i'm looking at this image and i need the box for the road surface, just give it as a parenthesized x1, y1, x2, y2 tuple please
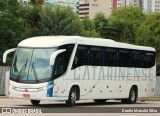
(0, 98, 160, 115)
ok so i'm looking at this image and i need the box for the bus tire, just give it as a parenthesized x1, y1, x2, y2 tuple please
(121, 87, 137, 104)
(31, 100, 40, 106)
(93, 99, 106, 103)
(66, 88, 76, 107)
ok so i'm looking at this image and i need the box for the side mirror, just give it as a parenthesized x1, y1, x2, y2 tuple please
(3, 48, 16, 63)
(50, 49, 66, 65)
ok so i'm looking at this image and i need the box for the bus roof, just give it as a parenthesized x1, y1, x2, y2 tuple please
(18, 36, 155, 51)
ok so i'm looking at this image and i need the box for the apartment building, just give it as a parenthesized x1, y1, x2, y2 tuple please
(89, 0, 110, 19)
(110, 0, 142, 10)
(79, 0, 110, 19)
(79, 0, 89, 18)
(152, 0, 160, 12)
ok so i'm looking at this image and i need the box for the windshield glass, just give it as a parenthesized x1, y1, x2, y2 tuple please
(10, 47, 57, 83)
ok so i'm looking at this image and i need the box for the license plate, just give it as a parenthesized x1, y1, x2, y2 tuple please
(22, 94, 30, 98)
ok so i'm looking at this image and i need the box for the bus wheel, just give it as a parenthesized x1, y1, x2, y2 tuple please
(94, 99, 106, 103)
(66, 88, 76, 107)
(121, 87, 137, 104)
(31, 100, 40, 106)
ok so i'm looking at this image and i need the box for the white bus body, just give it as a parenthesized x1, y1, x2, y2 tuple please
(3, 36, 156, 106)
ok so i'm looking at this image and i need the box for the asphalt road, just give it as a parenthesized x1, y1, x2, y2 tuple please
(0, 98, 160, 115)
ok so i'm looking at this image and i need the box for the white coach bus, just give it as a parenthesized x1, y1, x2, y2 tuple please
(3, 36, 156, 107)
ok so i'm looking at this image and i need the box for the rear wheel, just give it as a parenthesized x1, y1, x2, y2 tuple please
(121, 87, 137, 104)
(66, 88, 76, 107)
(94, 99, 106, 103)
(31, 100, 40, 106)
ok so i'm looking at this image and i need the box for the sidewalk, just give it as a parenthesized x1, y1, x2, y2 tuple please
(138, 96, 160, 101)
(0, 96, 8, 99)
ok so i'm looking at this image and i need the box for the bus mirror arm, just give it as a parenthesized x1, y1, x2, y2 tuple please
(3, 48, 16, 63)
(50, 49, 66, 65)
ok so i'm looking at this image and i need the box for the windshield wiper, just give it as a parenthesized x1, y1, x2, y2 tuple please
(31, 62, 38, 82)
(17, 58, 28, 80)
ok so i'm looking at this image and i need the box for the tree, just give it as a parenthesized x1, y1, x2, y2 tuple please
(0, 0, 25, 65)
(135, 12, 160, 75)
(80, 17, 99, 37)
(111, 6, 146, 43)
(23, 5, 41, 31)
(106, 17, 126, 41)
(26, 6, 82, 37)
(94, 12, 111, 38)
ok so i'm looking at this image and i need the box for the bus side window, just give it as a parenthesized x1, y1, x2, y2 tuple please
(90, 47, 103, 66)
(53, 52, 66, 76)
(118, 49, 131, 67)
(53, 44, 74, 79)
(105, 48, 117, 66)
(131, 51, 142, 68)
(72, 46, 88, 69)
(143, 52, 155, 68)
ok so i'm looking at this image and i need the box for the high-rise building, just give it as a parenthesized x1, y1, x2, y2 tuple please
(110, 0, 160, 13)
(79, 0, 89, 18)
(79, 0, 110, 19)
(143, 0, 152, 13)
(152, 0, 160, 12)
(110, 0, 141, 10)
(111, 0, 126, 10)
(142, 0, 160, 13)
(89, 0, 110, 19)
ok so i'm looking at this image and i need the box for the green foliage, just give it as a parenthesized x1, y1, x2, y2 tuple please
(106, 17, 126, 41)
(94, 12, 109, 38)
(26, 6, 82, 37)
(0, 0, 25, 65)
(111, 6, 146, 43)
(80, 17, 99, 37)
(135, 12, 160, 75)
(30, 0, 45, 11)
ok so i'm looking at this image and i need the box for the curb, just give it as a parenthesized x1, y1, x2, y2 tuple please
(138, 97, 160, 101)
(0, 96, 9, 99)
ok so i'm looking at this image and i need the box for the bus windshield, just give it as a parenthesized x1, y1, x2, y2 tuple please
(10, 47, 57, 83)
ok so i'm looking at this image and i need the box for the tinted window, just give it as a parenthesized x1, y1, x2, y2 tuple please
(143, 52, 155, 68)
(90, 47, 103, 66)
(118, 49, 131, 67)
(72, 46, 89, 69)
(105, 48, 117, 66)
(131, 51, 142, 68)
(52, 44, 74, 79)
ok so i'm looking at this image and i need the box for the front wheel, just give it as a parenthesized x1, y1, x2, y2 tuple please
(121, 87, 137, 104)
(31, 100, 40, 106)
(66, 88, 76, 107)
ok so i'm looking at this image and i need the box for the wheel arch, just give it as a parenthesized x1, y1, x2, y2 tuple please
(68, 84, 80, 100)
(130, 84, 138, 98)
